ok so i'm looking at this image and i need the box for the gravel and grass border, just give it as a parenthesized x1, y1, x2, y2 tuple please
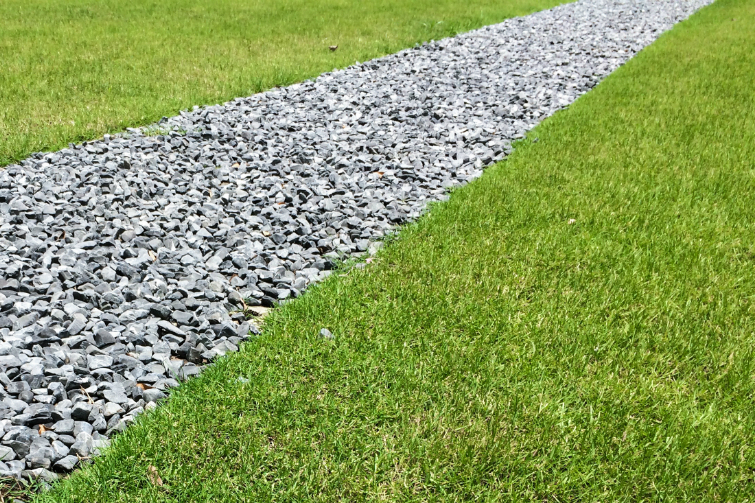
(34, 0, 755, 499)
(0, 0, 710, 480)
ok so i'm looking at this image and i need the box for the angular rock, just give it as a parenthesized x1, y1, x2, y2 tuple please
(53, 455, 79, 472)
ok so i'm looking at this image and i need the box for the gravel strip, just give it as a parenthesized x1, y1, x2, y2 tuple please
(0, 0, 711, 481)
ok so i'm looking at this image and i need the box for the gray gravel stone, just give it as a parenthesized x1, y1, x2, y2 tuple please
(53, 455, 78, 472)
(23, 467, 58, 483)
(0, 460, 23, 479)
(69, 432, 93, 458)
(71, 403, 93, 421)
(50, 440, 70, 462)
(26, 440, 54, 469)
(0, 355, 22, 368)
(142, 389, 166, 403)
(87, 355, 113, 370)
(0, 445, 16, 461)
(53, 419, 75, 435)
(103, 390, 129, 405)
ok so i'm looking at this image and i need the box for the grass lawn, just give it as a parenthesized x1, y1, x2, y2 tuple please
(31, 0, 755, 500)
(0, 0, 565, 167)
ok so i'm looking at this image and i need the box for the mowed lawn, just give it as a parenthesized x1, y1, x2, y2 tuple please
(30, 0, 755, 501)
(0, 0, 565, 167)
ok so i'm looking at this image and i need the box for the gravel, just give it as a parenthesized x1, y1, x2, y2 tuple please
(0, 0, 710, 480)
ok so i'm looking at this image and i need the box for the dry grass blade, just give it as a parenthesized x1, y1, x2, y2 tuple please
(147, 466, 163, 487)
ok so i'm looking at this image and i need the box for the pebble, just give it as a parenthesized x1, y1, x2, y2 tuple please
(319, 328, 334, 340)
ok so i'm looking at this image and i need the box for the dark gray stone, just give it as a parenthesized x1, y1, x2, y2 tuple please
(53, 455, 78, 472)
(70, 403, 93, 421)
(94, 329, 116, 346)
(69, 432, 93, 458)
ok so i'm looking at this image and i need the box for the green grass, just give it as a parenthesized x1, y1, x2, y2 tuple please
(35, 0, 755, 500)
(0, 0, 565, 167)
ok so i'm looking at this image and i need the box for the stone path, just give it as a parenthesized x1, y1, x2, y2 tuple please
(0, 0, 711, 480)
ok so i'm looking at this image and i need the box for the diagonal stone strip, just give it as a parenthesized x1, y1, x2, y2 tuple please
(0, 0, 711, 481)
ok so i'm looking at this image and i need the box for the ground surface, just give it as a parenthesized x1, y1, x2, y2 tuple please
(0, 0, 705, 479)
(32, 0, 755, 500)
(0, 0, 566, 167)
